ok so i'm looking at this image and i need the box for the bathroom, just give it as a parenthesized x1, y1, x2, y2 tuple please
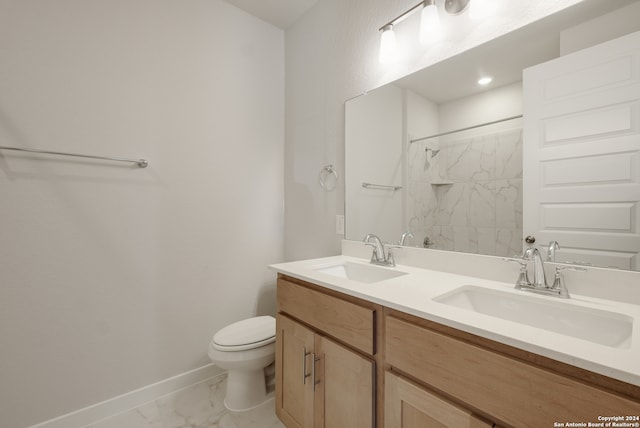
(1, 0, 639, 427)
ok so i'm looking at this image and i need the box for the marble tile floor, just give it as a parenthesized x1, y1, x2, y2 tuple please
(85, 374, 285, 428)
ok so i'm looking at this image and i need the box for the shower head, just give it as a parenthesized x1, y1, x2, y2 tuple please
(425, 147, 440, 157)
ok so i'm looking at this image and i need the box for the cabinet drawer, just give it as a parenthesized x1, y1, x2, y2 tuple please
(277, 278, 375, 355)
(385, 371, 491, 428)
(385, 315, 640, 428)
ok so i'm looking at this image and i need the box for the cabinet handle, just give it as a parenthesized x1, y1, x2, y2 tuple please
(302, 347, 311, 384)
(312, 353, 320, 391)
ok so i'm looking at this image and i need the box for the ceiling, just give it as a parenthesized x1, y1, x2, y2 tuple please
(224, 0, 319, 29)
(224, 0, 637, 101)
(395, 0, 637, 104)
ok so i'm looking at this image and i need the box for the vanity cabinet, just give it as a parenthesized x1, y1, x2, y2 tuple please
(276, 277, 375, 428)
(276, 274, 640, 428)
(385, 312, 640, 428)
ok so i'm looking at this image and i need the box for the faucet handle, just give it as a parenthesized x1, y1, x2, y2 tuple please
(503, 257, 527, 266)
(363, 241, 383, 262)
(385, 244, 402, 267)
(551, 265, 586, 298)
(503, 257, 530, 288)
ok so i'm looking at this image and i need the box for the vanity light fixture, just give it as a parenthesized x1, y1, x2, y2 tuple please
(420, 0, 441, 44)
(379, 24, 397, 64)
(378, 0, 473, 63)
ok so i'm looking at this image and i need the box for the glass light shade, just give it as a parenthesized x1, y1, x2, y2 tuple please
(420, 4, 441, 44)
(470, 0, 498, 21)
(379, 26, 397, 64)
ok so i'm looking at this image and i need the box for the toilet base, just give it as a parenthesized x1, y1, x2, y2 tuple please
(224, 368, 268, 412)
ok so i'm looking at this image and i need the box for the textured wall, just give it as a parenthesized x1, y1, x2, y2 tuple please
(345, 84, 404, 243)
(0, 1, 284, 426)
(284, 0, 583, 261)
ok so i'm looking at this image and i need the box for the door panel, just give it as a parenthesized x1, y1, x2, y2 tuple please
(276, 314, 314, 428)
(384, 371, 491, 428)
(315, 336, 374, 428)
(523, 30, 640, 269)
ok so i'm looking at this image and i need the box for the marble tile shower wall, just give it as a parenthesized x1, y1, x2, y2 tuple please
(407, 128, 523, 257)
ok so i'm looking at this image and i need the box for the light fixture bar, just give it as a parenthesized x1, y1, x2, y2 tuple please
(379, 0, 473, 31)
(378, 1, 426, 32)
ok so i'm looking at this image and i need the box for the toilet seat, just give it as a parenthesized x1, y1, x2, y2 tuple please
(212, 315, 275, 351)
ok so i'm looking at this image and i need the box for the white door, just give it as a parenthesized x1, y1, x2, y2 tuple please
(523, 30, 640, 270)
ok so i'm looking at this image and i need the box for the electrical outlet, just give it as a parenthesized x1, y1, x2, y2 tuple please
(336, 215, 345, 235)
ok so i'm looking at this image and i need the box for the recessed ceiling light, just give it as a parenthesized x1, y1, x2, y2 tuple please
(478, 76, 493, 86)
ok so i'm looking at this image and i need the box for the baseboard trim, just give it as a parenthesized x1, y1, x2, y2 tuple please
(29, 363, 224, 428)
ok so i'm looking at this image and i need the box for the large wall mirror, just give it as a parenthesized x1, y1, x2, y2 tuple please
(345, 0, 640, 270)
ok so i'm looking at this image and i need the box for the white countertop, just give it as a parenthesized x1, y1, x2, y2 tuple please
(270, 254, 640, 387)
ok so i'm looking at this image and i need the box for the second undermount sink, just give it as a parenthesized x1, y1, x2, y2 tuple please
(434, 285, 633, 348)
(313, 261, 407, 284)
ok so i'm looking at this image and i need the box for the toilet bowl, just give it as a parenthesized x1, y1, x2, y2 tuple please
(208, 315, 276, 412)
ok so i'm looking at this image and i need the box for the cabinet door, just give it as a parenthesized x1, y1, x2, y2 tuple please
(314, 336, 374, 428)
(276, 314, 315, 428)
(385, 372, 491, 428)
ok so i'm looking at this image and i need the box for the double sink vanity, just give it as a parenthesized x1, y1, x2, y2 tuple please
(270, 241, 640, 428)
(272, 2, 640, 426)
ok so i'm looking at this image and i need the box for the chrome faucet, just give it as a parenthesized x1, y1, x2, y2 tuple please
(504, 237, 586, 299)
(523, 246, 547, 288)
(363, 234, 397, 267)
(400, 231, 414, 246)
(546, 240, 560, 262)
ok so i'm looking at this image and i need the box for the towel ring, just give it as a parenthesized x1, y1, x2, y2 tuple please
(319, 165, 338, 191)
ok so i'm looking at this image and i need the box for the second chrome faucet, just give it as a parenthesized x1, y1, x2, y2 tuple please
(505, 237, 585, 299)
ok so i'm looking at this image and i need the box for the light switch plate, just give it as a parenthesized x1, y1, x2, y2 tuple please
(336, 214, 345, 235)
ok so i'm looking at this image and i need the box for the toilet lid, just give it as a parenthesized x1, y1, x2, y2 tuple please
(213, 316, 276, 350)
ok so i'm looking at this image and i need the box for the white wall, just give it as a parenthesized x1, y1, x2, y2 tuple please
(405, 91, 440, 142)
(0, 1, 284, 427)
(345, 84, 404, 243)
(284, 0, 583, 261)
(439, 82, 523, 133)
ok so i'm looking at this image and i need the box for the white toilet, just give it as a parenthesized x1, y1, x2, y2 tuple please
(208, 315, 276, 412)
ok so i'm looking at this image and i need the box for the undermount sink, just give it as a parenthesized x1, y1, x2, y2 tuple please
(313, 261, 407, 284)
(434, 285, 633, 348)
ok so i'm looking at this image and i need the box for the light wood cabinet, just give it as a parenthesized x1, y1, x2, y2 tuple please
(385, 312, 640, 428)
(276, 277, 375, 428)
(314, 332, 374, 428)
(277, 276, 374, 354)
(385, 371, 491, 428)
(275, 314, 314, 428)
(276, 274, 640, 428)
